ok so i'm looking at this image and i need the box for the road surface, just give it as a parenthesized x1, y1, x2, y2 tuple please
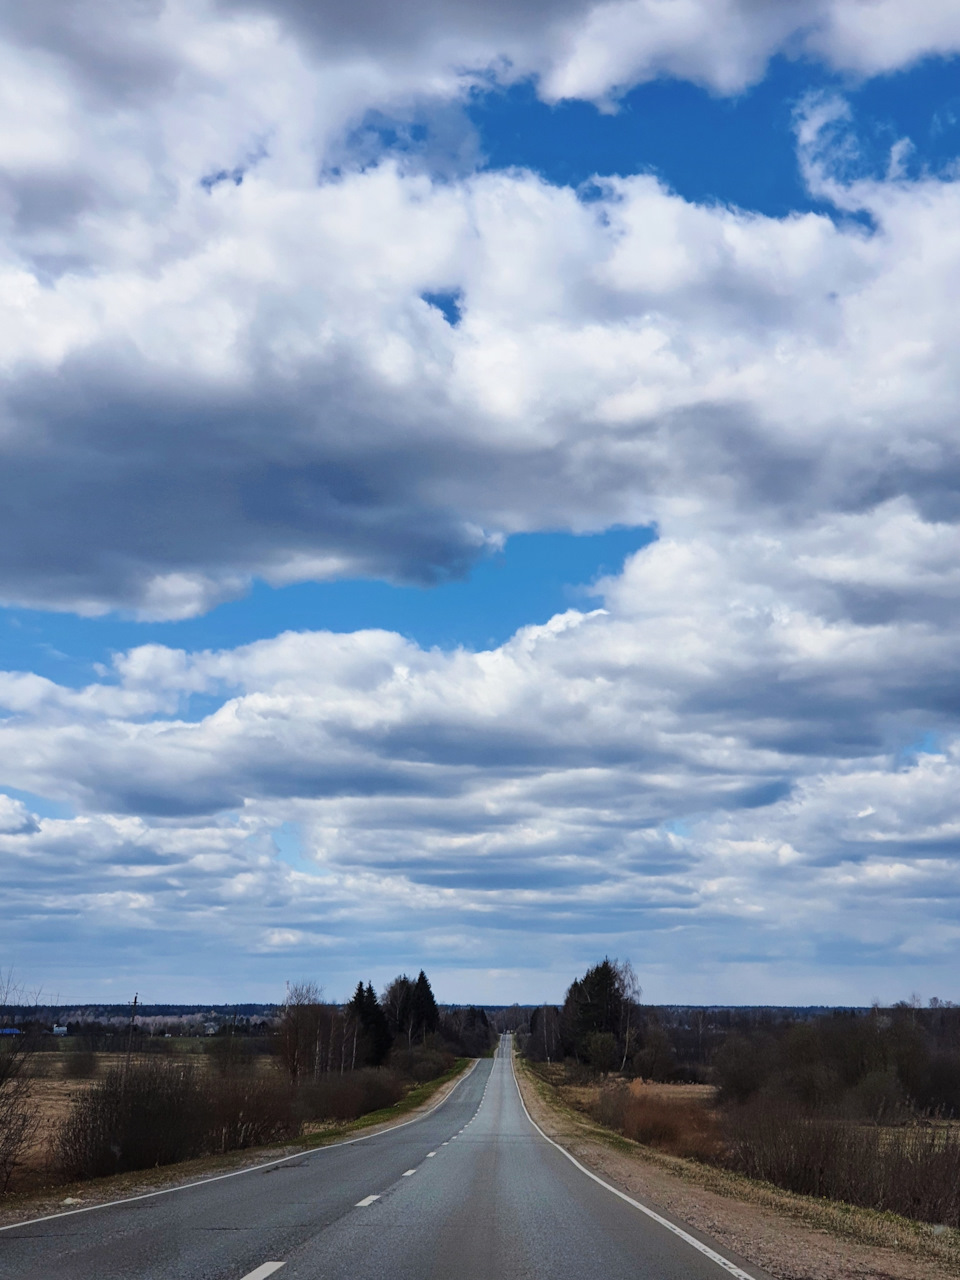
(0, 1036, 770, 1279)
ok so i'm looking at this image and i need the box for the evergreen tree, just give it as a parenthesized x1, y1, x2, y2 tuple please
(560, 958, 640, 1067)
(412, 970, 440, 1043)
(347, 980, 393, 1066)
(362, 982, 392, 1065)
(381, 974, 415, 1045)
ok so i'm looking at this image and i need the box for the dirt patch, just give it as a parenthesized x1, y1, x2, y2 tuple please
(515, 1058, 960, 1280)
(22, 1078, 94, 1172)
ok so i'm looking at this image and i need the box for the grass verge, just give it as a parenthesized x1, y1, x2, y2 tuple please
(516, 1057, 960, 1274)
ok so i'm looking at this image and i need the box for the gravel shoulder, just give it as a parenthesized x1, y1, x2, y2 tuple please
(514, 1057, 960, 1280)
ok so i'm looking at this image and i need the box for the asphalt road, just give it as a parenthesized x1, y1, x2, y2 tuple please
(1, 1037, 771, 1280)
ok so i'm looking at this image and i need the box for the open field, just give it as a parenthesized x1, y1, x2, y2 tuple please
(17, 1045, 278, 1190)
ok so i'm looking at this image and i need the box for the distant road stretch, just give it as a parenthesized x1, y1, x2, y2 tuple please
(0, 1036, 770, 1279)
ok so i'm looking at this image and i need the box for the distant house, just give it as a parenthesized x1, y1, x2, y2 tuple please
(0, 1027, 21, 1036)
(52, 1025, 68, 1036)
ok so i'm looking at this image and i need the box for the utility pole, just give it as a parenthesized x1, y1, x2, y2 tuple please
(122, 992, 138, 1087)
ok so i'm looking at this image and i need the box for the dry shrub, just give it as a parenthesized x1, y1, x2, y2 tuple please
(56, 1059, 206, 1179)
(202, 1073, 297, 1153)
(204, 1034, 256, 1075)
(390, 1047, 455, 1082)
(591, 1083, 723, 1160)
(55, 1059, 297, 1180)
(298, 1069, 404, 1123)
(722, 1099, 960, 1228)
(0, 1037, 39, 1192)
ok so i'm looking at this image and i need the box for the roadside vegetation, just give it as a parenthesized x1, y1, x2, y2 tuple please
(520, 960, 960, 1230)
(0, 969, 493, 1195)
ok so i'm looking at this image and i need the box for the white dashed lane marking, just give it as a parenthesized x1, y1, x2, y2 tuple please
(402, 1169, 417, 1177)
(426, 1151, 436, 1157)
(355, 1195, 380, 1207)
(239, 1264, 285, 1280)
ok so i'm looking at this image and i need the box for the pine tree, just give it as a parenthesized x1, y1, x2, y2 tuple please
(412, 970, 439, 1043)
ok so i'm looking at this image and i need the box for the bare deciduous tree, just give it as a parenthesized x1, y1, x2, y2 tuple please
(278, 980, 324, 1082)
(0, 970, 40, 1193)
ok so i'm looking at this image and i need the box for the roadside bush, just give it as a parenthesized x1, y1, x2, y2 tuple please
(561, 1059, 595, 1086)
(0, 1036, 39, 1193)
(298, 1069, 404, 1123)
(203, 1074, 297, 1153)
(389, 1046, 455, 1083)
(56, 1059, 206, 1178)
(590, 1084, 723, 1161)
(721, 1098, 960, 1227)
(55, 1059, 297, 1180)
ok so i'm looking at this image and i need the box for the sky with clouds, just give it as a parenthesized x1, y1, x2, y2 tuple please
(3, 0, 960, 1005)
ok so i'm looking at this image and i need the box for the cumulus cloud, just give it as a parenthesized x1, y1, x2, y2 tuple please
(2, 134, 960, 614)
(0, 3, 959, 616)
(225, 1, 960, 102)
(3, 506, 960, 997)
(0, 794, 38, 835)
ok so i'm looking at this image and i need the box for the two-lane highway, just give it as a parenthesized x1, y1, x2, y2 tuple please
(1, 1037, 770, 1279)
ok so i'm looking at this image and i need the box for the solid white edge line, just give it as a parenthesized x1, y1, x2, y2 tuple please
(240, 1263, 285, 1280)
(509, 1048, 759, 1280)
(0, 1059, 482, 1234)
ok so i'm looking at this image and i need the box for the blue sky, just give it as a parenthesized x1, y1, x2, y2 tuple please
(3, 528, 654, 686)
(471, 54, 960, 209)
(2, 1, 960, 1006)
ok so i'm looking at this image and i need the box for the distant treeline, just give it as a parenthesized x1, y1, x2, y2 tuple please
(276, 971, 495, 1079)
(519, 958, 960, 1117)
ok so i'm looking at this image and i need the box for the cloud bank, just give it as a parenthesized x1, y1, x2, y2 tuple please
(2, 1, 960, 998)
(4, 509, 960, 999)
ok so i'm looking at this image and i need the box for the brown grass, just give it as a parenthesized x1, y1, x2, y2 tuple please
(723, 1099, 960, 1227)
(586, 1081, 723, 1160)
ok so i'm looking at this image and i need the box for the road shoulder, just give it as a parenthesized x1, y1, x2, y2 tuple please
(514, 1057, 960, 1280)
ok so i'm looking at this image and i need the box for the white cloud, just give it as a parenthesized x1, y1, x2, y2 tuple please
(0, 4, 958, 617)
(3, 506, 960, 997)
(0, 794, 38, 835)
(2, 139, 960, 614)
